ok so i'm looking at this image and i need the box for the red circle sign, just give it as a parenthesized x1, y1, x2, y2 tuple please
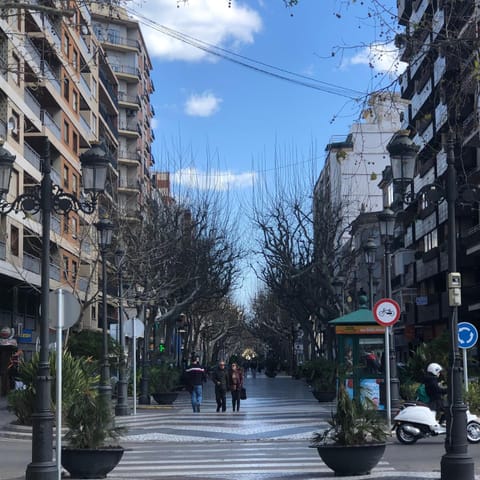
(373, 298, 401, 326)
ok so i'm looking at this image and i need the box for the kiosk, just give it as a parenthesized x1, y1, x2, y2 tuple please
(329, 297, 386, 410)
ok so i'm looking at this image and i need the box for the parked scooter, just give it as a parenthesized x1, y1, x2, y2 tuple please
(393, 402, 480, 444)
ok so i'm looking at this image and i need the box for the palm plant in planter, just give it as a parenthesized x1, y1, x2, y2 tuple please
(310, 383, 387, 476)
(61, 371, 126, 479)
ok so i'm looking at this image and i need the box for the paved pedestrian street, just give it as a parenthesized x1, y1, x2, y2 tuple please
(105, 374, 395, 479)
(0, 373, 439, 479)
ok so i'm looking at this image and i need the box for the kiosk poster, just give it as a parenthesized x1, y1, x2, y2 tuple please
(360, 378, 384, 410)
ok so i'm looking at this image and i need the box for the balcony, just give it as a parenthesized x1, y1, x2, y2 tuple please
(24, 143, 41, 171)
(119, 177, 139, 191)
(99, 31, 139, 50)
(411, 81, 432, 118)
(433, 55, 446, 86)
(432, 8, 445, 40)
(0, 241, 5, 260)
(462, 108, 480, 147)
(411, 0, 430, 25)
(24, 89, 41, 120)
(416, 255, 439, 282)
(118, 120, 139, 136)
(435, 102, 448, 131)
(42, 110, 61, 141)
(436, 149, 447, 176)
(23, 252, 41, 275)
(118, 149, 139, 162)
(110, 64, 140, 79)
(118, 92, 140, 106)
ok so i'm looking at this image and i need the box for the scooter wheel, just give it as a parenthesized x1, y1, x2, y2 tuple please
(467, 421, 480, 443)
(396, 424, 418, 444)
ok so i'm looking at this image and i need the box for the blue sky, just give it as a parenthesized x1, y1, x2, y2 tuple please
(125, 0, 404, 305)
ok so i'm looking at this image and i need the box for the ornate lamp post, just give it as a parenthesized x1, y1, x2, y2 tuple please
(115, 248, 130, 416)
(363, 237, 377, 309)
(378, 207, 401, 419)
(388, 130, 475, 480)
(138, 289, 150, 405)
(0, 139, 109, 480)
(95, 218, 114, 410)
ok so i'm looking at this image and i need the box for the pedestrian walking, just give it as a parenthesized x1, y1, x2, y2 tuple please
(228, 362, 244, 412)
(211, 360, 229, 412)
(185, 356, 206, 413)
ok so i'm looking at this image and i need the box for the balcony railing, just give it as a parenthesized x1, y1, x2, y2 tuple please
(24, 89, 41, 119)
(24, 143, 41, 171)
(110, 64, 140, 77)
(0, 241, 5, 260)
(23, 252, 41, 275)
(42, 110, 61, 140)
(118, 92, 140, 104)
(100, 31, 139, 49)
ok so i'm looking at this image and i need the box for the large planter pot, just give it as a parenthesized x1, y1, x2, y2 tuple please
(312, 390, 336, 402)
(152, 391, 179, 405)
(311, 443, 386, 476)
(61, 446, 124, 479)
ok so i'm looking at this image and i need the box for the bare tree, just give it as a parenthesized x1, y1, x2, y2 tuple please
(253, 182, 354, 359)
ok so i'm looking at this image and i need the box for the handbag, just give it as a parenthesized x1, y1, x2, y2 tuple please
(240, 387, 247, 400)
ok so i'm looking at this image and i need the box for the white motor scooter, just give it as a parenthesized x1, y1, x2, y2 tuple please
(393, 402, 480, 444)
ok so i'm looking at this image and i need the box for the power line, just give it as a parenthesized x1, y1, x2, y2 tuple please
(123, 7, 368, 100)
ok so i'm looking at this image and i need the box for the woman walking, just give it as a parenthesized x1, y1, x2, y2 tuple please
(228, 362, 243, 412)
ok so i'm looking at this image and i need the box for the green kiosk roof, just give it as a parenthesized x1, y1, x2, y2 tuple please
(329, 307, 376, 325)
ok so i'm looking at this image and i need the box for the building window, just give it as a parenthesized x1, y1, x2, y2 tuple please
(63, 256, 69, 279)
(72, 131, 78, 154)
(63, 165, 69, 189)
(73, 49, 78, 71)
(63, 121, 69, 144)
(72, 174, 78, 196)
(12, 53, 20, 86)
(71, 216, 78, 238)
(63, 216, 68, 233)
(72, 260, 78, 281)
(63, 77, 70, 101)
(424, 229, 438, 252)
(92, 79, 97, 99)
(10, 111, 20, 142)
(92, 114, 97, 135)
(63, 33, 70, 55)
(10, 225, 19, 257)
(72, 90, 78, 112)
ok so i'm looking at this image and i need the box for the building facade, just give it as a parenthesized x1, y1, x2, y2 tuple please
(390, 0, 480, 351)
(0, 0, 156, 395)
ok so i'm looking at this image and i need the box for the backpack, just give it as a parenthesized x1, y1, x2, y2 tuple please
(415, 383, 430, 403)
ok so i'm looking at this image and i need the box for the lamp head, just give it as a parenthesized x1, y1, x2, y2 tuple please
(0, 138, 16, 196)
(80, 143, 111, 194)
(363, 236, 377, 265)
(387, 130, 418, 188)
(95, 218, 113, 250)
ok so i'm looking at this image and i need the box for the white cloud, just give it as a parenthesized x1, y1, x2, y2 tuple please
(184, 91, 222, 117)
(348, 41, 407, 76)
(172, 167, 256, 191)
(130, 0, 262, 62)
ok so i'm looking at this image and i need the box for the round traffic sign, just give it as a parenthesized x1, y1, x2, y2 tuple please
(458, 322, 478, 349)
(373, 298, 401, 327)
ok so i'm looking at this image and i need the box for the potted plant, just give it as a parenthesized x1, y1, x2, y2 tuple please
(310, 383, 387, 476)
(307, 358, 337, 402)
(150, 363, 182, 405)
(62, 388, 126, 479)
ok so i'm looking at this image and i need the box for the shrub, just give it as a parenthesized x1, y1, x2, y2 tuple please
(465, 380, 480, 415)
(149, 363, 182, 393)
(7, 351, 98, 426)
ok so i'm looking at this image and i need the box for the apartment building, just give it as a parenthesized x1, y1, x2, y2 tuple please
(0, 1, 156, 394)
(390, 0, 480, 347)
(90, 1, 155, 221)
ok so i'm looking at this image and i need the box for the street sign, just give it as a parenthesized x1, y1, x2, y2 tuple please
(49, 290, 81, 330)
(373, 298, 401, 327)
(124, 318, 145, 338)
(458, 322, 478, 349)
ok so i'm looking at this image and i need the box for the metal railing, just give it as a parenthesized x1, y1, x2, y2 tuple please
(23, 252, 41, 275)
(24, 143, 41, 171)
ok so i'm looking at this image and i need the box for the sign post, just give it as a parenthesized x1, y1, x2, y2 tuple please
(458, 322, 478, 392)
(373, 298, 401, 429)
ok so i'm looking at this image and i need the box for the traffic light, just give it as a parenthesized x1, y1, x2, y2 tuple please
(158, 343, 166, 353)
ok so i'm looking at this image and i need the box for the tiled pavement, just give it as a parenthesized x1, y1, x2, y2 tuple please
(0, 372, 475, 479)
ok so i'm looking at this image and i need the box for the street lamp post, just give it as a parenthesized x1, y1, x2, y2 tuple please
(388, 130, 475, 480)
(363, 237, 377, 309)
(95, 218, 114, 412)
(0, 139, 109, 480)
(378, 207, 401, 418)
(138, 297, 150, 405)
(115, 248, 130, 416)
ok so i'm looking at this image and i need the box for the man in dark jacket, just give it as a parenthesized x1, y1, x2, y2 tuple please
(424, 362, 447, 420)
(211, 360, 229, 412)
(185, 356, 206, 413)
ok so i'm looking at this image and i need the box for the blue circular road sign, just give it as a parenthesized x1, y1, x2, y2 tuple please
(458, 322, 478, 349)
